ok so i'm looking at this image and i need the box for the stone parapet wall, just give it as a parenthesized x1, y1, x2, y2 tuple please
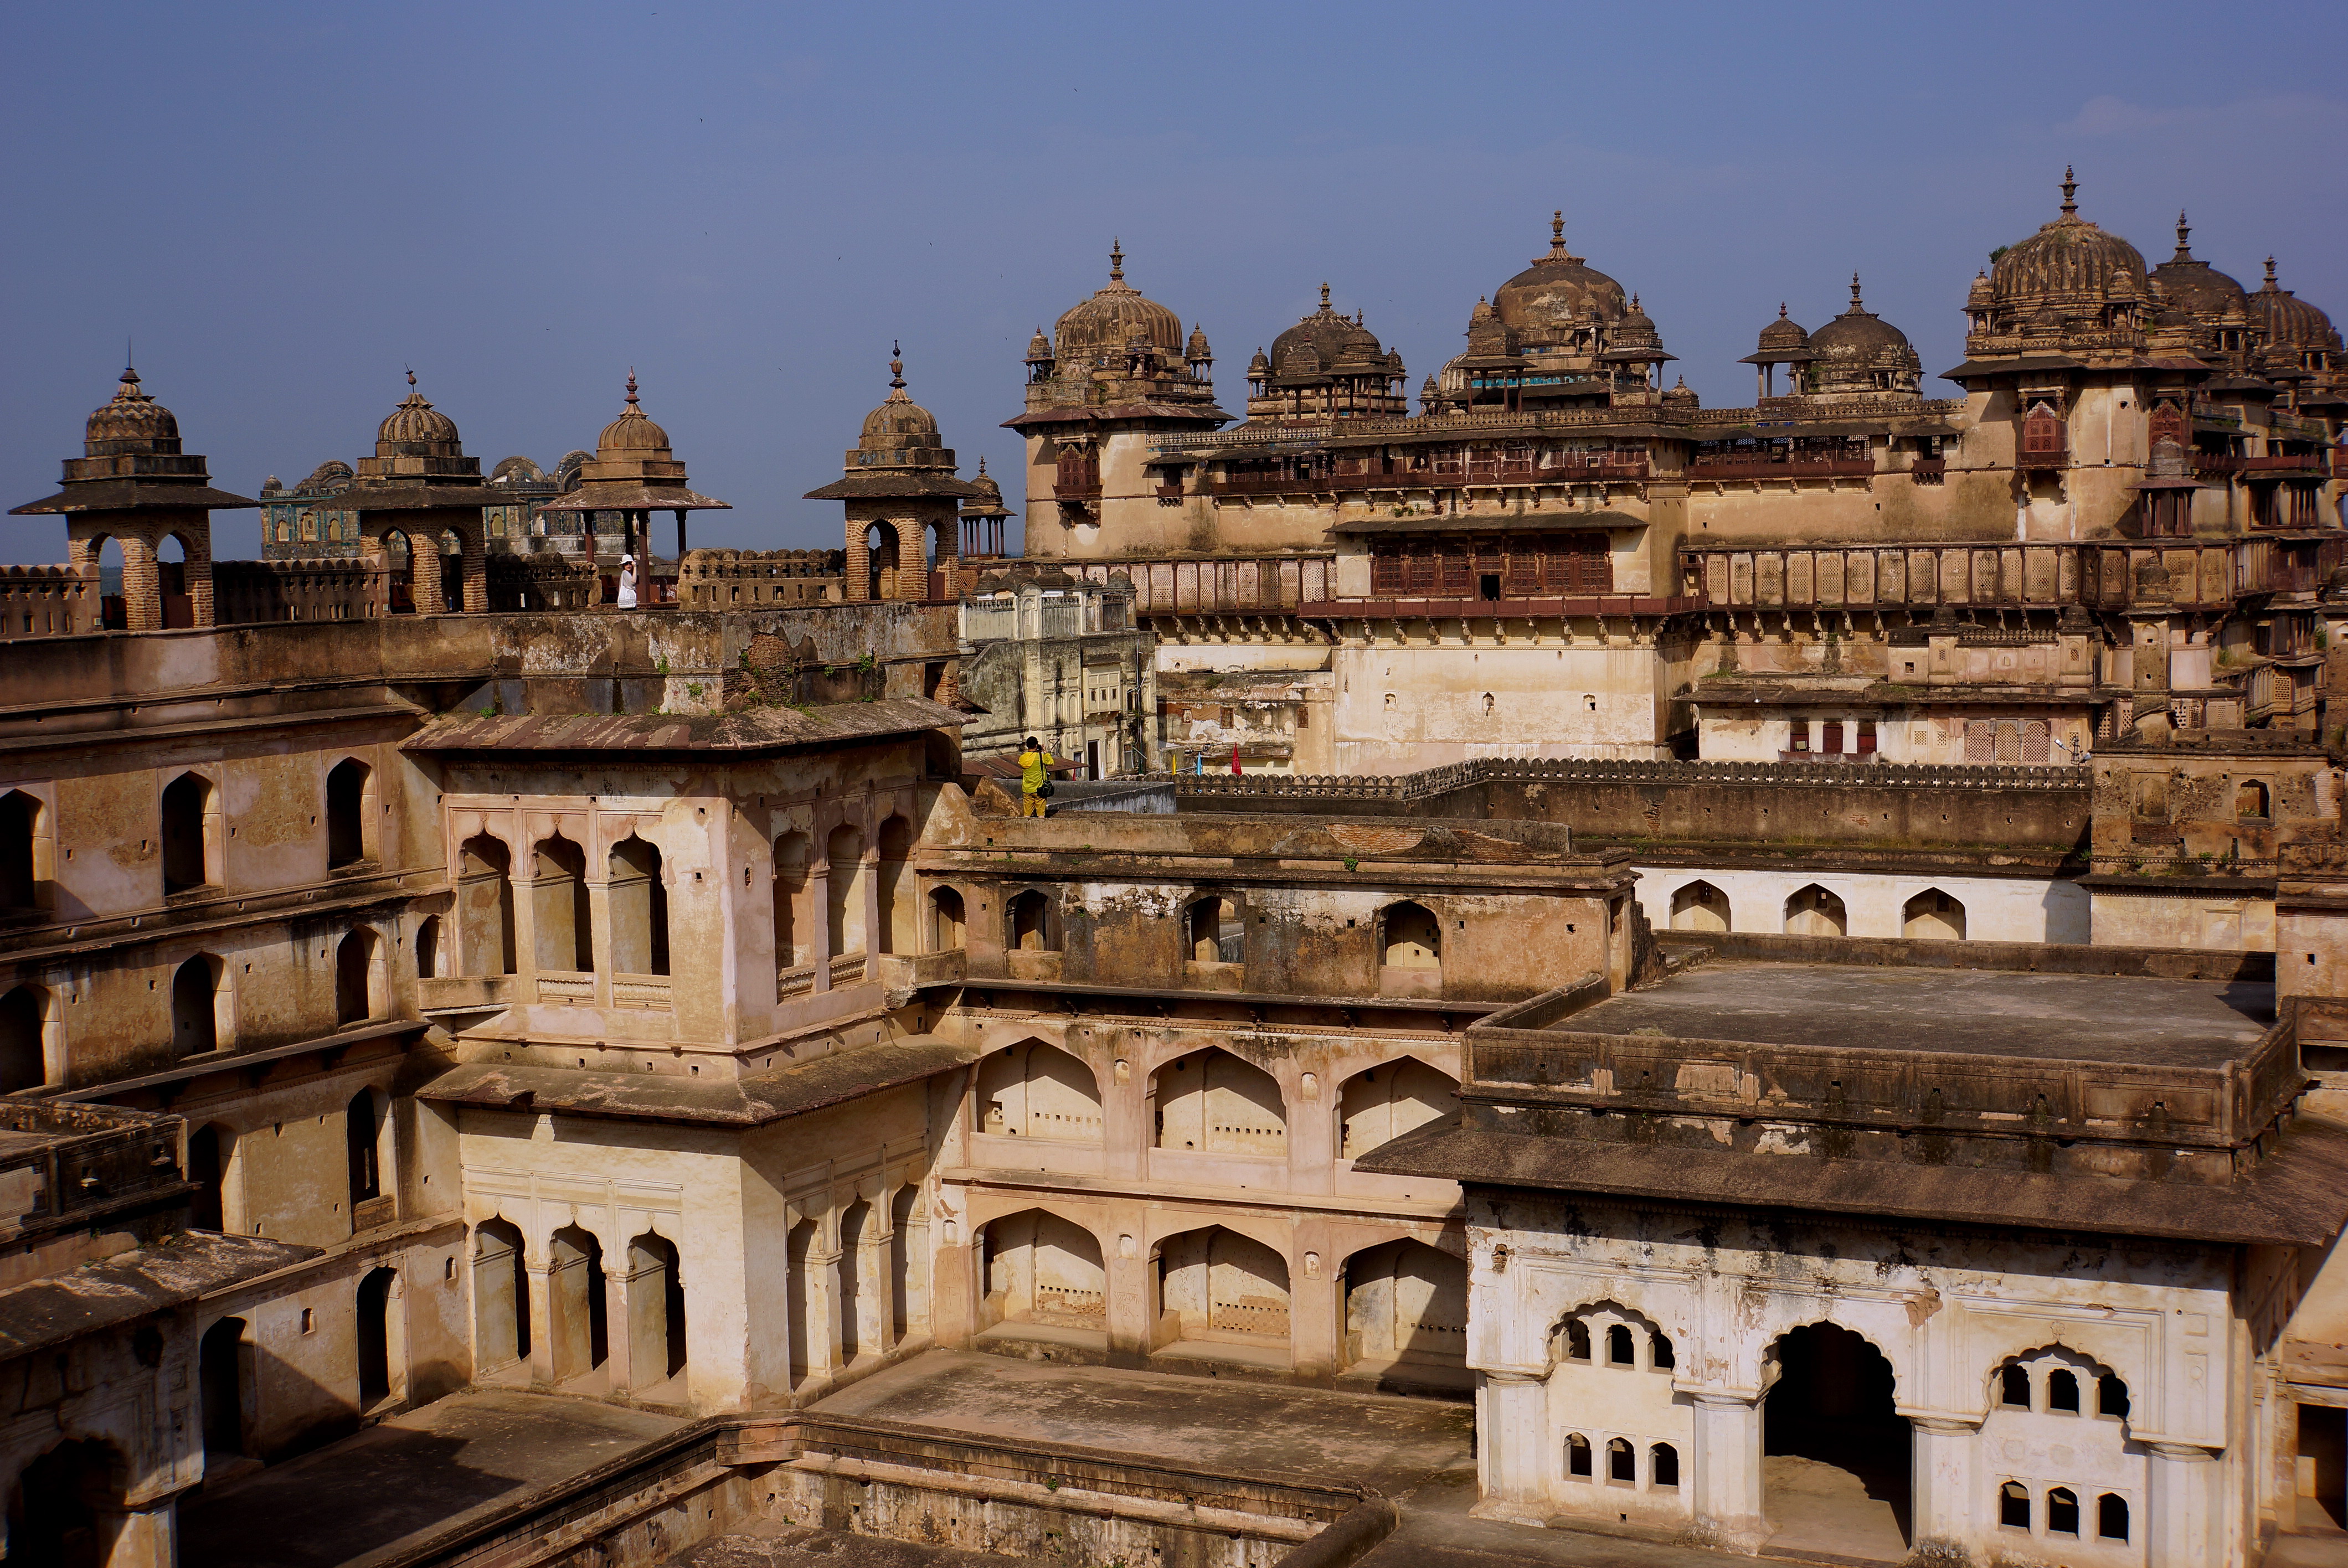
(0, 564, 98, 639)
(213, 556, 375, 625)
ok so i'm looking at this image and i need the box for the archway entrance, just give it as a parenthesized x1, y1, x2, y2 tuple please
(1763, 1324, 1911, 1561)
(9, 1438, 124, 1568)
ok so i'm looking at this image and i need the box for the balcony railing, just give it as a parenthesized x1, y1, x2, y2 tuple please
(1208, 459, 1649, 497)
(2195, 452, 2330, 478)
(1686, 455, 1876, 480)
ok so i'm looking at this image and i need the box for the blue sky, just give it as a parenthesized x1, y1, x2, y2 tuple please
(3, 2, 2344, 563)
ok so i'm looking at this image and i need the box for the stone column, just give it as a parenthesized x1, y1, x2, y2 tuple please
(410, 532, 445, 617)
(526, 1252, 558, 1384)
(861, 851, 883, 968)
(460, 525, 489, 613)
(1288, 1231, 1338, 1383)
(811, 1246, 846, 1380)
(587, 871, 615, 1008)
(1908, 1416, 1980, 1557)
(846, 519, 871, 602)
(1476, 1371, 1549, 1519)
(1690, 1391, 1767, 1550)
(120, 531, 161, 631)
(1104, 1220, 1151, 1368)
(929, 1212, 977, 1351)
(810, 866, 833, 993)
(604, 1256, 636, 1393)
(111, 1495, 183, 1568)
(2145, 1442, 2220, 1568)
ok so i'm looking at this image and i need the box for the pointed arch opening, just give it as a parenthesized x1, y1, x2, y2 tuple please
(188, 1122, 233, 1231)
(825, 824, 866, 957)
(172, 953, 224, 1057)
(1901, 889, 1965, 941)
(1380, 901, 1441, 967)
(1006, 889, 1053, 952)
(979, 1208, 1105, 1348)
(326, 757, 375, 869)
(1341, 1237, 1467, 1387)
(547, 1225, 607, 1383)
(840, 1199, 874, 1364)
(1783, 884, 1847, 937)
(625, 1231, 687, 1385)
(12, 1436, 128, 1567)
(928, 885, 965, 951)
(606, 835, 668, 976)
(1763, 1323, 1910, 1554)
(532, 835, 592, 973)
(1187, 895, 1243, 964)
(1156, 1225, 1289, 1358)
(457, 835, 515, 975)
(772, 831, 811, 968)
(472, 1218, 529, 1374)
(1670, 880, 1729, 932)
(199, 1317, 250, 1458)
(1338, 1055, 1459, 1160)
(0, 789, 45, 912)
(1152, 1047, 1284, 1156)
(977, 1039, 1103, 1141)
(357, 1266, 398, 1409)
(336, 927, 380, 1026)
(161, 770, 218, 894)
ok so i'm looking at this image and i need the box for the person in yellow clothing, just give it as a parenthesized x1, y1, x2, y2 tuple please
(1016, 736, 1055, 817)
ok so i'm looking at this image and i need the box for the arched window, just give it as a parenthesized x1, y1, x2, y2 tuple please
(1381, 902, 1440, 968)
(606, 837, 668, 976)
(1650, 1443, 1679, 1489)
(2047, 1367, 2080, 1412)
(336, 928, 377, 1025)
(1007, 889, 1052, 952)
(2047, 1487, 2079, 1536)
(0, 985, 45, 1092)
(2098, 1373, 2129, 1419)
(1606, 1323, 1636, 1366)
(415, 915, 440, 979)
(2238, 780, 2270, 819)
(2097, 1493, 2129, 1541)
(1650, 1329, 1675, 1371)
(172, 955, 222, 1056)
(2000, 1365, 2030, 1407)
(1155, 1226, 1289, 1345)
(1564, 1319, 1592, 1362)
(161, 772, 217, 894)
(457, 836, 515, 976)
(2000, 1481, 2030, 1529)
(772, 831, 810, 967)
(1902, 888, 1966, 941)
(1340, 1239, 1466, 1371)
(1605, 1437, 1634, 1483)
(1565, 1433, 1592, 1478)
(326, 759, 373, 869)
(1669, 880, 1729, 932)
(826, 824, 865, 957)
(977, 1208, 1106, 1334)
(532, 835, 592, 973)
(928, 886, 965, 951)
(0, 790, 42, 912)
(187, 1123, 230, 1231)
(1187, 896, 1243, 964)
(865, 522, 902, 601)
(357, 1267, 397, 1407)
(548, 1225, 607, 1381)
(346, 1087, 380, 1205)
(1783, 883, 1846, 937)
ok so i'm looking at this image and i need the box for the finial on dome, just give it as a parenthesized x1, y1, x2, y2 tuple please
(1320, 282, 1331, 310)
(2059, 166, 2078, 217)
(1850, 272, 1864, 309)
(1109, 240, 1124, 283)
(2175, 211, 2192, 259)
(2265, 256, 2279, 287)
(1552, 210, 1564, 245)
(625, 368, 639, 407)
(406, 367, 416, 389)
(1778, 303, 1789, 319)
(977, 456, 988, 476)
(889, 339, 905, 390)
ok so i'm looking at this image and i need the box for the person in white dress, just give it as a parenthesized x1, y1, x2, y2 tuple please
(616, 554, 638, 609)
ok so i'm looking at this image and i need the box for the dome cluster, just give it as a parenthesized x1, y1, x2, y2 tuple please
(1245, 285, 1409, 422)
(1426, 213, 1676, 415)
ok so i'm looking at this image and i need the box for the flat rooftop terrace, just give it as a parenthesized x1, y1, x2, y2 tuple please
(1563, 962, 2273, 1066)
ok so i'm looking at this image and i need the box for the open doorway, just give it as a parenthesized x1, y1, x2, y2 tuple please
(1763, 1323, 1911, 1562)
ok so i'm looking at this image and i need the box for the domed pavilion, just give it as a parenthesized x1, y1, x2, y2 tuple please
(806, 349, 987, 602)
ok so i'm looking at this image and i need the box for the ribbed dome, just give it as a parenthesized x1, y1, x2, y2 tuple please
(1052, 241, 1185, 359)
(84, 366, 181, 456)
(860, 350, 940, 445)
(1494, 212, 1630, 332)
(300, 458, 355, 493)
(1756, 306, 1811, 354)
(2253, 258, 2337, 349)
(1269, 285, 1388, 375)
(597, 373, 673, 455)
(1987, 170, 2146, 321)
(375, 375, 462, 455)
(2148, 214, 2251, 319)
(1809, 276, 1916, 361)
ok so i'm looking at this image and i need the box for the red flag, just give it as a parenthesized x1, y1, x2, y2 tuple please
(1230, 743, 1243, 775)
